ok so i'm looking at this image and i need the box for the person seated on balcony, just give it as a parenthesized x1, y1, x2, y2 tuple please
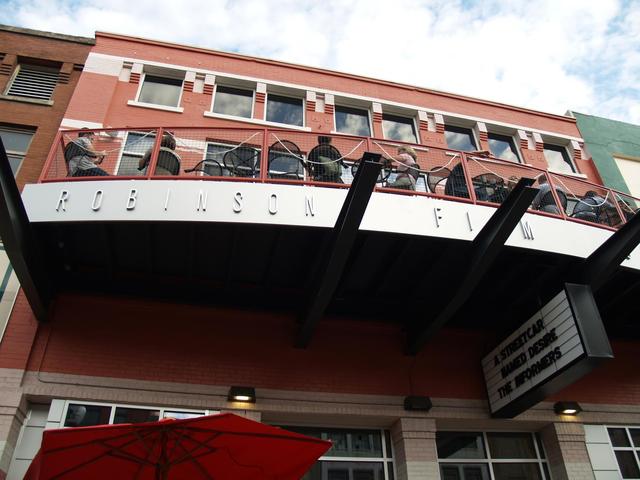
(387, 146, 418, 190)
(531, 173, 567, 214)
(65, 130, 109, 177)
(138, 133, 180, 175)
(307, 136, 343, 183)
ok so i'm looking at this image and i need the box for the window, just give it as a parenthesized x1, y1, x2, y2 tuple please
(213, 85, 253, 118)
(266, 94, 303, 126)
(5, 63, 59, 101)
(543, 143, 575, 173)
(437, 432, 549, 480)
(445, 125, 477, 152)
(382, 113, 417, 143)
(62, 401, 212, 428)
(335, 105, 371, 136)
(138, 74, 183, 108)
(0, 126, 35, 175)
(488, 132, 520, 162)
(607, 427, 640, 478)
(284, 427, 394, 480)
(116, 131, 157, 176)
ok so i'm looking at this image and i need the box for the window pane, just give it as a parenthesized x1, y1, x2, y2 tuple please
(116, 154, 146, 176)
(285, 427, 383, 458)
(630, 428, 640, 447)
(213, 86, 253, 118)
(445, 125, 477, 152)
(492, 463, 543, 480)
(0, 129, 34, 153)
(437, 432, 486, 459)
(440, 464, 490, 480)
(266, 94, 303, 126)
(125, 132, 156, 155)
(609, 428, 632, 447)
(382, 114, 417, 143)
(64, 403, 111, 427)
(303, 462, 385, 480)
(336, 106, 371, 136)
(113, 407, 160, 424)
(487, 433, 537, 459)
(543, 144, 574, 173)
(163, 411, 204, 420)
(615, 451, 640, 478)
(488, 133, 520, 162)
(138, 75, 182, 107)
(7, 153, 23, 175)
(535, 433, 546, 459)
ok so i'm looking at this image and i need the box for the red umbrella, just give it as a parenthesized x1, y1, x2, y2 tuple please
(24, 413, 331, 480)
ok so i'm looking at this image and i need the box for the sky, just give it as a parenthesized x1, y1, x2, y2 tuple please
(3, 0, 640, 124)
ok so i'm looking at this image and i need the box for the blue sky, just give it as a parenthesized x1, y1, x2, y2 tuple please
(3, 0, 640, 124)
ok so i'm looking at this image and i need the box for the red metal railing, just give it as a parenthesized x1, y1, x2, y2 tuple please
(40, 126, 640, 230)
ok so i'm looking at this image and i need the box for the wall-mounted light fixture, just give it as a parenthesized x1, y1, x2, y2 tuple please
(553, 401, 582, 415)
(403, 395, 432, 412)
(228, 386, 256, 403)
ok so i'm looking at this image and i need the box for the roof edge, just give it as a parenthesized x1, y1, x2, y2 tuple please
(96, 31, 576, 125)
(0, 24, 95, 45)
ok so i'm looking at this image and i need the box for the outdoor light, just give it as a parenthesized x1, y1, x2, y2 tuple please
(228, 386, 256, 403)
(403, 396, 433, 412)
(553, 401, 582, 415)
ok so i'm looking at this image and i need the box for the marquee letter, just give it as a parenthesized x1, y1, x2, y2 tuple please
(268, 193, 278, 215)
(197, 190, 208, 212)
(305, 196, 315, 217)
(466, 211, 473, 231)
(91, 190, 103, 211)
(520, 220, 534, 240)
(126, 189, 137, 210)
(164, 189, 171, 211)
(233, 192, 243, 213)
(56, 190, 69, 212)
(434, 207, 443, 228)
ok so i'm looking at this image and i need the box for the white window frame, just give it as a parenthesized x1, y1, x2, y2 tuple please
(264, 91, 306, 128)
(131, 71, 185, 111)
(0, 126, 35, 176)
(58, 399, 216, 429)
(281, 424, 395, 480)
(333, 103, 373, 138)
(486, 130, 522, 164)
(603, 425, 640, 479)
(209, 83, 255, 120)
(381, 111, 420, 144)
(437, 430, 549, 480)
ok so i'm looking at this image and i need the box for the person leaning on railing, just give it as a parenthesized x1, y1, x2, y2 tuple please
(65, 130, 109, 177)
(387, 146, 418, 190)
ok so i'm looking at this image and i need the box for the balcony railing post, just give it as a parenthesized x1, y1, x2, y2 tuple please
(40, 130, 65, 182)
(460, 153, 477, 203)
(611, 188, 628, 225)
(146, 128, 164, 179)
(260, 128, 269, 182)
(545, 172, 568, 220)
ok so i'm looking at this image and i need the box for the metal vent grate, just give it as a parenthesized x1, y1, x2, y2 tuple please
(7, 64, 59, 100)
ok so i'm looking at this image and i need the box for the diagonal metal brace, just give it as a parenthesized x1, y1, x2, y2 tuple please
(295, 152, 383, 348)
(572, 210, 640, 292)
(0, 139, 51, 321)
(407, 178, 539, 355)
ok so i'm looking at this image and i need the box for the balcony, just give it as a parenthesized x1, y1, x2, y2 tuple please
(12, 127, 640, 342)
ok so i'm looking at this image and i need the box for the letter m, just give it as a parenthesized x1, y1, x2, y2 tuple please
(520, 220, 534, 240)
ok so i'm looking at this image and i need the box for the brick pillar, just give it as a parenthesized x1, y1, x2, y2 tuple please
(391, 417, 439, 480)
(0, 390, 26, 479)
(540, 422, 595, 480)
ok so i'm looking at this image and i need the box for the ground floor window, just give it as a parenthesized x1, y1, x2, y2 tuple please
(437, 431, 549, 480)
(607, 426, 640, 478)
(284, 426, 394, 480)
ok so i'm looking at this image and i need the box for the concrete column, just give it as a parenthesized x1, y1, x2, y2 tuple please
(0, 391, 26, 480)
(391, 417, 439, 480)
(540, 422, 595, 480)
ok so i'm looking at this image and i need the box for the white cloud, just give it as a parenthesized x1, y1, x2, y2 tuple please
(3, 0, 640, 124)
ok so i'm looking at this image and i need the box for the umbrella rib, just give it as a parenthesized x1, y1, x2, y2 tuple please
(172, 439, 217, 480)
(165, 431, 222, 467)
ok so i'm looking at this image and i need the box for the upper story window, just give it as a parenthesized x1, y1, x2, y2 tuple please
(137, 73, 183, 108)
(0, 126, 35, 175)
(488, 132, 521, 162)
(543, 143, 575, 173)
(266, 93, 303, 127)
(5, 63, 59, 101)
(445, 125, 478, 152)
(335, 105, 371, 136)
(437, 431, 549, 480)
(212, 85, 253, 118)
(382, 113, 417, 143)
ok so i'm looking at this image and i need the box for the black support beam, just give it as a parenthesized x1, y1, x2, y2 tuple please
(406, 178, 539, 355)
(295, 152, 383, 348)
(0, 139, 51, 321)
(571, 211, 640, 292)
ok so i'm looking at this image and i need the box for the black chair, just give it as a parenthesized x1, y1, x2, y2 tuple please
(307, 143, 343, 183)
(571, 192, 619, 226)
(223, 146, 260, 177)
(350, 159, 391, 185)
(154, 148, 181, 176)
(444, 163, 470, 198)
(472, 173, 505, 202)
(184, 159, 225, 177)
(426, 167, 450, 195)
(268, 140, 304, 179)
